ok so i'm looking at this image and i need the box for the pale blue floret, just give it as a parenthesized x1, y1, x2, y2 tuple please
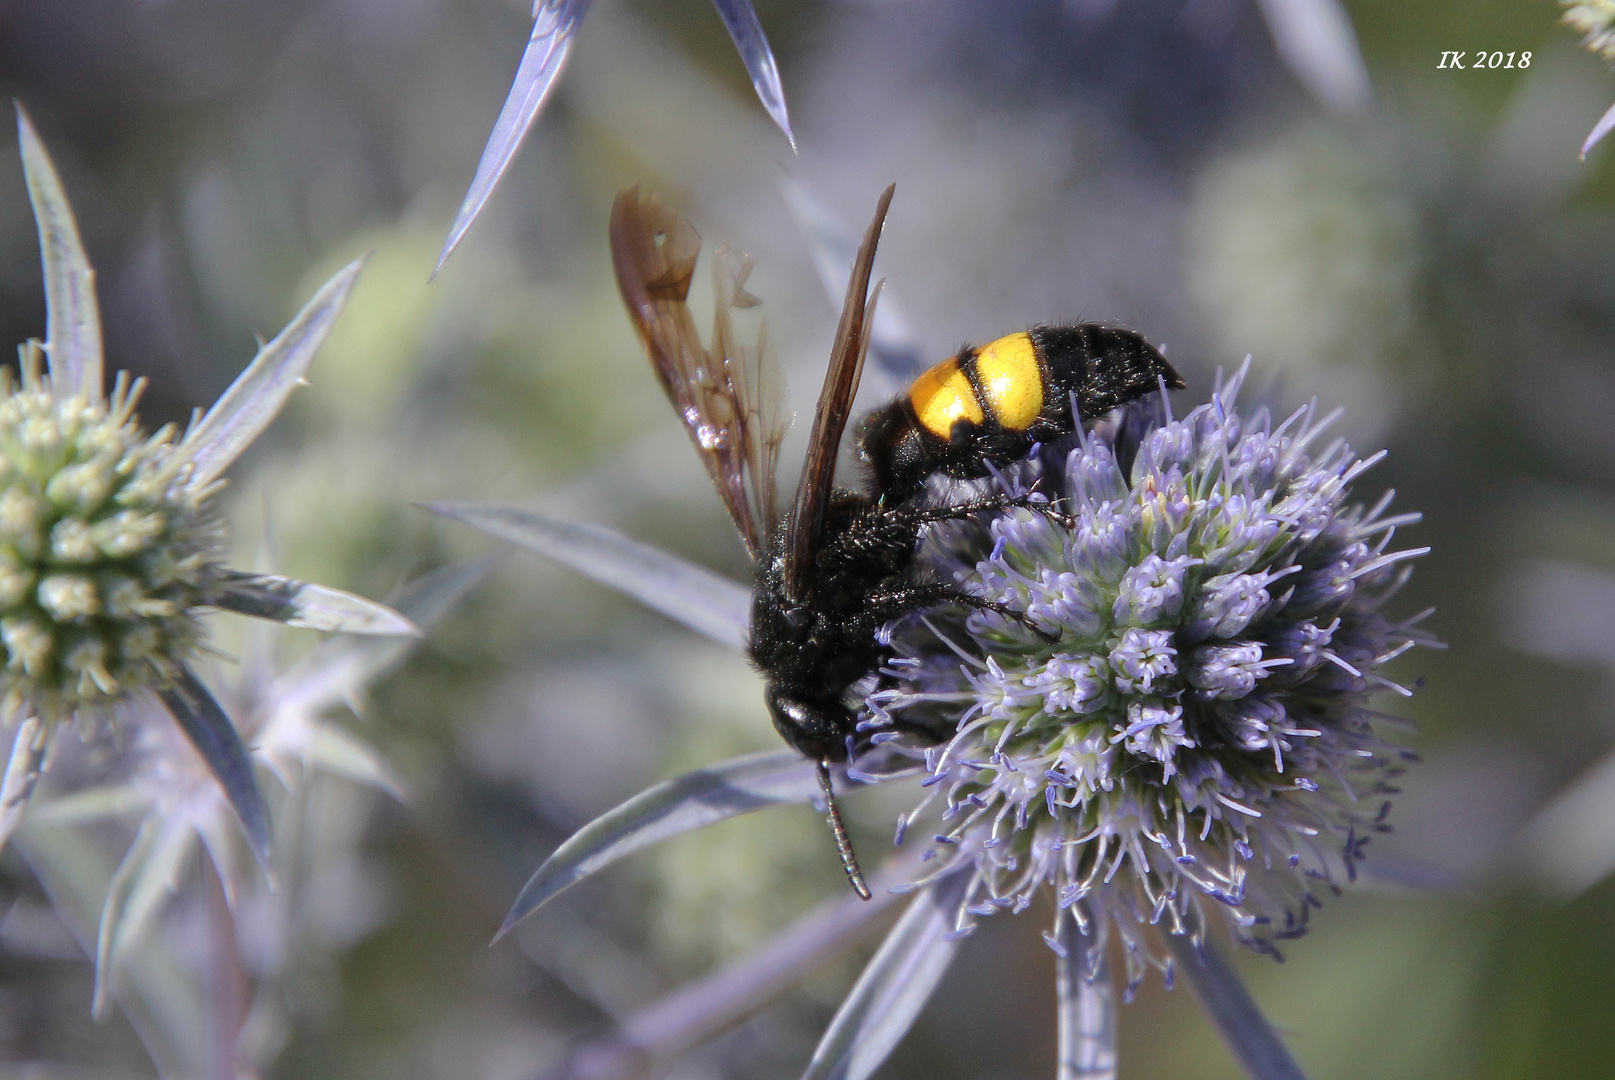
(1112, 553, 1199, 625)
(1029, 654, 1109, 715)
(1065, 439, 1129, 504)
(1025, 569, 1105, 639)
(1184, 571, 1273, 640)
(1266, 618, 1338, 680)
(1113, 699, 1194, 775)
(1109, 627, 1178, 694)
(1186, 641, 1269, 699)
(1070, 502, 1136, 583)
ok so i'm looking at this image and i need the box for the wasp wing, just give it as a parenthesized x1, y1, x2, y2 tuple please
(782, 184, 894, 603)
(609, 189, 787, 561)
(710, 245, 785, 553)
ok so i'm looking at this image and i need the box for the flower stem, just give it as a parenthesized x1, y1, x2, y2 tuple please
(1165, 929, 1308, 1080)
(1056, 913, 1116, 1080)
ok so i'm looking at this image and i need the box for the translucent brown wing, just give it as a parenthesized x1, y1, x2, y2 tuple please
(782, 184, 894, 603)
(609, 189, 787, 561)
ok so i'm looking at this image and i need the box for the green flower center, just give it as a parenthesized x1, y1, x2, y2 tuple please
(0, 375, 221, 721)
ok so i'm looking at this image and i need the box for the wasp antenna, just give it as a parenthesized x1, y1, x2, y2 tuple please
(817, 758, 872, 900)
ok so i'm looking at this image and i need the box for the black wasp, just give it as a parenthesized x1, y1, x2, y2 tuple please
(609, 186, 1181, 898)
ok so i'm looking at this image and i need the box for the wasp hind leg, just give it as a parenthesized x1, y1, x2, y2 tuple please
(828, 491, 1077, 566)
(862, 582, 1059, 643)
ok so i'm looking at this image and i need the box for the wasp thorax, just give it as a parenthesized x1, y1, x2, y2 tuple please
(0, 365, 222, 723)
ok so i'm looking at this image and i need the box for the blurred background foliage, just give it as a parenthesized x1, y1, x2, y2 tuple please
(1, 0, 1614, 1078)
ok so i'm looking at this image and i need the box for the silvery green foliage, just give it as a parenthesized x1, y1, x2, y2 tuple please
(21, 560, 485, 1068)
(872, 366, 1429, 994)
(0, 108, 413, 860)
(437, 0, 793, 270)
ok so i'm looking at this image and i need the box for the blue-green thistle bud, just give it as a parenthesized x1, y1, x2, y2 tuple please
(871, 367, 1431, 994)
(0, 350, 217, 724)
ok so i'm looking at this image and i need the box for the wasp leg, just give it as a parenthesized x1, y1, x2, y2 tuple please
(814, 494, 1056, 571)
(860, 582, 1059, 643)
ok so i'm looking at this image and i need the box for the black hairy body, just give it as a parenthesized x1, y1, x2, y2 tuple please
(749, 491, 1034, 762)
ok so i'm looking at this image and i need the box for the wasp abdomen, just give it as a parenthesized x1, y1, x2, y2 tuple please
(858, 324, 1183, 503)
(910, 331, 1044, 440)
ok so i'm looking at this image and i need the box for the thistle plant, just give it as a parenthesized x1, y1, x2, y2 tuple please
(18, 561, 484, 1075)
(439, 362, 1431, 1080)
(0, 108, 414, 864)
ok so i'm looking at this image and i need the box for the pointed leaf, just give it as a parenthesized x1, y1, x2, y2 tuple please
(271, 557, 494, 715)
(710, 0, 796, 150)
(193, 806, 248, 911)
(1519, 745, 1615, 897)
(1055, 915, 1116, 1080)
(95, 818, 194, 1016)
(92, 818, 157, 1014)
(1165, 931, 1309, 1080)
(212, 570, 418, 636)
(428, 503, 751, 650)
(16, 106, 103, 400)
(1584, 99, 1615, 159)
(27, 781, 150, 826)
(180, 259, 364, 489)
(0, 714, 47, 855)
(548, 857, 917, 1080)
(802, 869, 972, 1080)
(157, 669, 270, 865)
(500, 750, 821, 937)
(1253, 0, 1372, 115)
(304, 724, 407, 800)
(437, 0, 592, 272)
(781, 177, 924, 381)
(16, 826, 206, 1073)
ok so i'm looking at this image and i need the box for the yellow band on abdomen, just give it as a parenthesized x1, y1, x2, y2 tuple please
(973, 332, 1042, 431)
(909, 359, 984, 437)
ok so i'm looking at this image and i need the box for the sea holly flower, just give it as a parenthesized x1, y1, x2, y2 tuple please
(437, 364, 1432, 1080)
(17, 560, 485, 1069)
(870, 365, 1430, 994)
(0, 108, 415, 863)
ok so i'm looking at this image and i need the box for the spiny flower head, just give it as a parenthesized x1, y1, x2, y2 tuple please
(870, 366, 1430, 992)
(0, 106, 412, 863)
(1565, 1, 1615, 61)
(0, 350, 220, 723)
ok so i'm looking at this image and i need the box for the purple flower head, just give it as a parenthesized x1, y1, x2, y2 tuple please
(879, 365, 1432, 991)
